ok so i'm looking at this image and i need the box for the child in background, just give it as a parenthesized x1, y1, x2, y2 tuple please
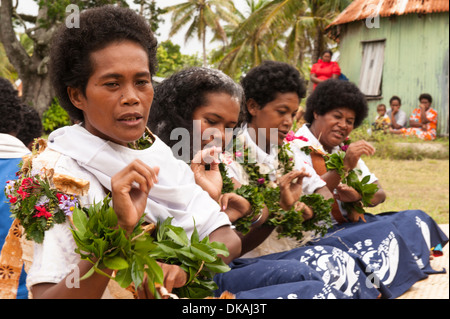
(372, 103, 391, 132)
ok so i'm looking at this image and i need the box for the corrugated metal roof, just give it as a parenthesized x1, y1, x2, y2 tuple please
(328, 0, 449, 27)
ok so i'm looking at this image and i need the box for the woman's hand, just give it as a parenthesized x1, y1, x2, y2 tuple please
(191, 147, 223, 201)
(138, 263, 188, 299)
(293, 201, 314, 221)
(343, 140, 375, 172)
(334, 183, 362, 203)
(111, 159, 159, 235)
(219, 193, 252, 223)
(278, 168, 311, 210)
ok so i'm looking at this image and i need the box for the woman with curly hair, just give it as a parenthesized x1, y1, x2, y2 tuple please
(292, 79, 448, 298)
(150, 65, 386, 299)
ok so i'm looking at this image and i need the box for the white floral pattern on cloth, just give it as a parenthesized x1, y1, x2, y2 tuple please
(298, 245, 362, 297)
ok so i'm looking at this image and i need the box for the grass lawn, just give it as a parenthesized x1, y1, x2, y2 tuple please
(362, 157, 449, 224)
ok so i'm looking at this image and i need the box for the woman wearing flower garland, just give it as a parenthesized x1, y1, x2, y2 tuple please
(150, 65, 384, 299)
(292, 79, 448, 298)
(3, 6, 246, 299)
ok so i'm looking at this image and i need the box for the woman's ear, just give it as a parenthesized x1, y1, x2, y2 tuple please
(67, 87, 86, 110)
(246, 98, 259, 117)
(313, 111, 319, 120)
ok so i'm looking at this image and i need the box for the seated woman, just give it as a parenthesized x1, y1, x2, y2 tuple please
(150, 65, 383, 299)
(292, 79, 448, 298)
(2, 6, 243, 299)
(391, 93, 438, 140)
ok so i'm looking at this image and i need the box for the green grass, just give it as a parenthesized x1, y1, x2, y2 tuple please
(362, 157, 449, 224)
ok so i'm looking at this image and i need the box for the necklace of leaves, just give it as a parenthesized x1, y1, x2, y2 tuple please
(220, 137, 333, 240)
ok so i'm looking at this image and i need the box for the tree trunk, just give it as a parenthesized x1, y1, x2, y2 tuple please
(0, 0, 56, 116)
(202, 27, 207, 67)
(311, 25, 324, 64)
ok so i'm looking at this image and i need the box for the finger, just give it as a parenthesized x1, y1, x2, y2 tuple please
(219, 193, 230, 210)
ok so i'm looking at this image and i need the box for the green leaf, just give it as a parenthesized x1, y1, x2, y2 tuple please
(103, 256, 129, 270)
(72, 207, 88, 236)
(115, 268, 133, 288)
(209, 241, 230, 257)
(190, 243, 217, 263)
(166, 226, 189, 246)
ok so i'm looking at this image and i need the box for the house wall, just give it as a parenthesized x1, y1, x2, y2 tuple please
(337, 12, 449, 135)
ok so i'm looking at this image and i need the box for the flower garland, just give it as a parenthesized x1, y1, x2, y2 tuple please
(4, 143, 81, 244)
(220, 132, 333, 240)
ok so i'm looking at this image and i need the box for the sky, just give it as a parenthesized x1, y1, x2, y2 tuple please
(16, 0, 249, 56)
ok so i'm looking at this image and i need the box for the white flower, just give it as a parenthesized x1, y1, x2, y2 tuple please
(4, 180, 15, 196)
(256, 163, 271, 175)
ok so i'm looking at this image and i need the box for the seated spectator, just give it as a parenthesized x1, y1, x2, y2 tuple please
(387, 95, 407, 129)
(391, 93, 438, 141)
(372, 103, 390, 131)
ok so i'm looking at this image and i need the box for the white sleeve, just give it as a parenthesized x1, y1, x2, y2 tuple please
(26, 222, 80, 289)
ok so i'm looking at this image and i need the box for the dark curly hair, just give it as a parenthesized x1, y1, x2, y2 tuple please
(50, 5, 158, 122)
(419, 93, 432, 104)
(17, 104, 43, 148)
(304, 79, 368, 128)
(240, 61, 306, 122)
(0, 77, 23, 135)
(389, 95, 402, 105)
(149, 67, 245, 152)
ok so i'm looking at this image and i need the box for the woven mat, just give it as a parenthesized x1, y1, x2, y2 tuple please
(397, 224, 449, 299)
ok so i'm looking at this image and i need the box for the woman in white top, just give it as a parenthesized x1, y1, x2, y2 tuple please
(149, 65, 384, 299)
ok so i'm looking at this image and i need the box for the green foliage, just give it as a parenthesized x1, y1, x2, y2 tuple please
(324, 150, 379, 215)
(71, 197, 164, 296)
(41, 98, 71, 133)
(151, 217, 230, 299)
(156, 40, 201, 78)
(71, 198, 229, 298)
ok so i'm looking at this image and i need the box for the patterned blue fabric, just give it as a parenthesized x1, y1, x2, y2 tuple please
(215, 245, 382, 299)
(306, 210, 448, 298)
(215, 210, 447, 299)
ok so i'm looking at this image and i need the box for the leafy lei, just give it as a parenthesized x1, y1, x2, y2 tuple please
(220, 134, 333, 240)
(5, 132, 230, 298)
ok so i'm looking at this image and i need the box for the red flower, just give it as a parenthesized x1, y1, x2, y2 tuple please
(34, 205, 52, 219)
(17, 186, 30, 199)
(8, 195, 18, 204)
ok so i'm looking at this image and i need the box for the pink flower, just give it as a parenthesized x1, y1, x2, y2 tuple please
(235, 151, 243, 157)
(285, 131, 309, 142)
(257, 178, 265, 185)
(34, 205, 52, 219)
(341, 144, 349, 152)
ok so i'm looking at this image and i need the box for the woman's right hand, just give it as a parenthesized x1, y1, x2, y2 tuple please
(111, 159, 159, 235)
(219, 193, 252, 223)
(343, 140, 375, 172)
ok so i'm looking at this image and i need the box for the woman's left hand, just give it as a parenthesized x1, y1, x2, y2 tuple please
(219, 193, 252, 222)
(138, 263, 188, 299)
(293, 201, 314, 221)
(191, 147, 223, 201)
(334, 183, 362, 203)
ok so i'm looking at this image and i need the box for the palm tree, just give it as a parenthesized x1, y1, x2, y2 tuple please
(164, 0, 239, 67)
(213, 0, 352, 79)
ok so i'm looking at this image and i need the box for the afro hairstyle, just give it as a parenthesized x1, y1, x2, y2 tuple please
(240, 60, 306, 123)
(50, 5, 158, 123)
(304, 79, 368, 128)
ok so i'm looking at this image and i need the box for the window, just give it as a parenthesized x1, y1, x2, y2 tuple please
(359, 40, 385, 97)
